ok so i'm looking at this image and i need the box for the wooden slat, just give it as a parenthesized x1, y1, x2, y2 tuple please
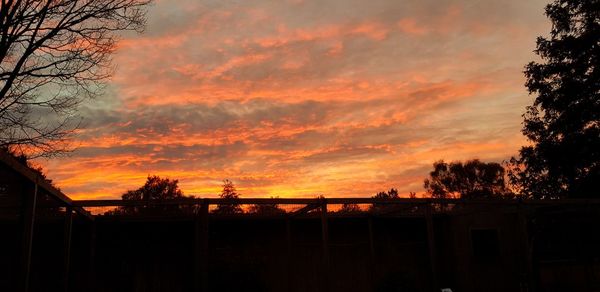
(19, 181, 37, 292)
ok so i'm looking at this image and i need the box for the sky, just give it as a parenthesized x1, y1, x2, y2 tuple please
(41, 0, 550, 199)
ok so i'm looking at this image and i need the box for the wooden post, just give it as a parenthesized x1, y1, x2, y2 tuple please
(19, 181, 38, 292)
(425, 202, 438, 292)
(197, 200, 209, 292)
(320, 199, 329, 292)
(368, 217, 375, 292)
(88, 220, 96, 291)
(194, 209, 200, 291)
(63, 207, 73, 292)
(518, 202, 534, 292)
(286, 217, 292, 292)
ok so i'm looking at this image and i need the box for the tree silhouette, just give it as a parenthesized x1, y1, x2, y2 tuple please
(424, 160, 509, 199)
(338, 203, 361, 213)
(0, 0, 151, 157)
(213, 179, 243, 214)
(373, 188, 399, 199)
(370, 188, 400, 212)
(248, 197, 285, 215)
(510, 0, 600, 199)
(110, 175, 188, 215)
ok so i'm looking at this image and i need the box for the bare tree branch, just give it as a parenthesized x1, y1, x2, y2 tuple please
(0, 0, 151, 157)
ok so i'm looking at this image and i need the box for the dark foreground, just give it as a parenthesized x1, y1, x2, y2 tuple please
(2, 199, 600, 292)
(1, 153, 599, 291)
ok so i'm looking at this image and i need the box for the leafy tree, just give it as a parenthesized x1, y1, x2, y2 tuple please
(373, 188, 399, 199)
(338, 203, 362, 213)
(213, 179, 243, 214)
(424, 160, 509, 199)
(122, 175, 184, 201)
(248, 197, 285, 215)
(111, 175, 187, 215)
(370, 188, 399, 211)
(511, 0, 600, 199)
(0, 0, 151, 157)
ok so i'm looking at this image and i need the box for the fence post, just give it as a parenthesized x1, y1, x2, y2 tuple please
(63, 207, 73, 292)
(320, 199, 329, 292)
(518, 202, 534, 292)
(196, 200, 209, 292)
(19, 180, 38, 292)
(425, 201, 438, 292)
(88, 220, 96, 291)
(286, 217, 293, 291)
(368, 217, 376, 292)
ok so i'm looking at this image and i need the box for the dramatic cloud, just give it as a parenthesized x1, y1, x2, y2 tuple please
(42, 0, 549, 199)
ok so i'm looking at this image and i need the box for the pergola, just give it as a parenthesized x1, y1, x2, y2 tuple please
(0, 151, 92, 292)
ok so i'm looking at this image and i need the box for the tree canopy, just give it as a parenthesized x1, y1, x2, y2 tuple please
(248, 197, 285, 215)
(424, 160, 509, 199)
(373, 188, 399, 200)
(370, 188, 400, 211)
(511, 0, 600, 199)
(0, 0, 151, 157)
(213, 179, 243, 214)
(122, 175, 184, 201)
(112, 175, 188, 215)
(338, 203, 361, 213)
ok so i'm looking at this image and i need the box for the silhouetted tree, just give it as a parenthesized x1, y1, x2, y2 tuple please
(213, 179, 243, 214)
(0, 0, 151, 157)
(424, 160, 509, 199)
(338, 203, 362, 213)
(248, 197, 285, 215)
(110, 175, 187, 215)
(373, 188, 399, 199)
(510, 0, 600, 199)
(370, 188, 400, 211)
(122, 176, 184, 201)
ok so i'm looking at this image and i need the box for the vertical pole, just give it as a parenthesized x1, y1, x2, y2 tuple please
(199, 200, 209, 292)
(88, 220, 96, 291)
(194, 209, 200, 292)
(425, 202, 438, 292)
(368, 217, 375, 292)
(320, 199, 329, 292)
(63, 207, 73, 292)
(518, 202, 534, 292)
(286, 217, 292, 292)
(20, 180, 38, 292)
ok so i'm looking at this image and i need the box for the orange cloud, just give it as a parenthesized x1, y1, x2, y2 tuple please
(39, 0, 548, 199)
(397, 18, 428, 36)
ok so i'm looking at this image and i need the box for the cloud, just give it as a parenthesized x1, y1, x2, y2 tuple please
(41, 0, 549, 199)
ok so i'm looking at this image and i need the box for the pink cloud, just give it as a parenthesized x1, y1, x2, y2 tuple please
(40, 0, 549, 199)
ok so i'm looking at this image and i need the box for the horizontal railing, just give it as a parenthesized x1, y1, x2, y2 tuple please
(72, 197, 600, 207)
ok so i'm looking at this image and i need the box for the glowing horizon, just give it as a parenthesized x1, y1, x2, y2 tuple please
(40, 0, 549, 200)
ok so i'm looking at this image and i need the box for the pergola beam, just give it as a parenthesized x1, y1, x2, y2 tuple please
(0, 151, 93, 221)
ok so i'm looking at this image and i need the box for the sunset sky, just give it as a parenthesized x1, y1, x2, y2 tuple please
(41, 0, 550, 199)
